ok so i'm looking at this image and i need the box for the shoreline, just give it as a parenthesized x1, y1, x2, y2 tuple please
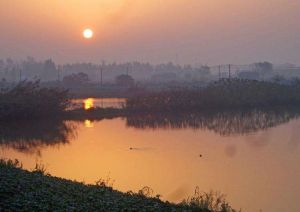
(0, 160, 236, 212)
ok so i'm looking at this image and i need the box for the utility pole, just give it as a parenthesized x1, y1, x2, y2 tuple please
(228, 64, 231, 79)
(19, 69, 22, 82)
(57, 67, 60, 82)
(100, 67, 103, 87)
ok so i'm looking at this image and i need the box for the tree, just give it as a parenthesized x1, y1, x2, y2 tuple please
(253, 62, 273, 80)
(254, 62, 273, 72)
(43, 59, 57, 81)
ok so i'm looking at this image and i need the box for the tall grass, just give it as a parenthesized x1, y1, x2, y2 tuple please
(181, 187, 239, 212)
(126, 79, 300, 112)
(0, 159, 22, 169)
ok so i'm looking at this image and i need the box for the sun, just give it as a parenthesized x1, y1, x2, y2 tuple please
(83, 28, 93, 39)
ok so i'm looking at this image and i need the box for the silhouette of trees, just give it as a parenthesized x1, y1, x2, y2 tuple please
(42, 59, 56, 81)
(253, 62, 273, 79)
(254, 62, 273, 72)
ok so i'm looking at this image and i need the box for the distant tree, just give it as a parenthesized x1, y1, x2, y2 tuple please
(197, 65, 211, 76)
(254, 62, 273, 72)
(63, 72, 89, 86)
(43, 59, 57, 81)
(253, 62, 273, 80)
(238, 71, 260, 80)
(272, 75, 286, 83)
(0, 78, 7, 90)
(115, 74, 134, 87)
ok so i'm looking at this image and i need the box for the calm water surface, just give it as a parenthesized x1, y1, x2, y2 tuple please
(1, 110, 300, 212)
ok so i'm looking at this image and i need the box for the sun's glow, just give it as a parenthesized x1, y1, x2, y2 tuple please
(84, 98, 94, 110)
(83, 29, 93, 39)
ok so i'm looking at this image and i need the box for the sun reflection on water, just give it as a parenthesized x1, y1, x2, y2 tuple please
(84, 120, 94, 128)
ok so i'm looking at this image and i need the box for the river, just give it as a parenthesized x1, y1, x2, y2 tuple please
(1, 108, 300, 211)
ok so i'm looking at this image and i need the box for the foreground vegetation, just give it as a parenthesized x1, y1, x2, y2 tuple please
(126, 79, 300, 112)
(0, 159, 237, 212)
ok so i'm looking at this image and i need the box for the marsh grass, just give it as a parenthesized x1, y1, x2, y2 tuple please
(138, 186, 154, 198)
(95, 173, 115, 189)
(32, 163, 48, 175)
(126, 79, 300, 112)
(0, 158, 22, 169)
(181, 187, 240, 212)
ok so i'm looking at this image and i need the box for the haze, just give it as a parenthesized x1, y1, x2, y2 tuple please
(0, 0, 299, 65)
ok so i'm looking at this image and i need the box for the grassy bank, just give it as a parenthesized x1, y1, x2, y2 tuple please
(0, 160, 236, 212)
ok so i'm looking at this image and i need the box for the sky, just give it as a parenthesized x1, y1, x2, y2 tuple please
(0, 0, 300, 65)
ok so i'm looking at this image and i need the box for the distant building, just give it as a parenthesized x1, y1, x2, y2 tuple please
(63, 72, 89, 86)
(115, 74, 135, 87)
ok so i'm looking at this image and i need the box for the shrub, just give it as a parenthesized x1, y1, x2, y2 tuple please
(0, 81, 70, 120)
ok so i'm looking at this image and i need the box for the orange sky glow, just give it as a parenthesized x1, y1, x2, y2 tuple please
(0, 0, 299, 64)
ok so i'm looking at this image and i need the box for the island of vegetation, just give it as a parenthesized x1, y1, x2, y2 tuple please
(2, 79, 300, 121)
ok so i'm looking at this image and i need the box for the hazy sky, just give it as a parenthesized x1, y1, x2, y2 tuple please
(0, 0, 300, 65)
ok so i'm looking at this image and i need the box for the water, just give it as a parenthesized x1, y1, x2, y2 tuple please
(1, 109, 300, 212)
